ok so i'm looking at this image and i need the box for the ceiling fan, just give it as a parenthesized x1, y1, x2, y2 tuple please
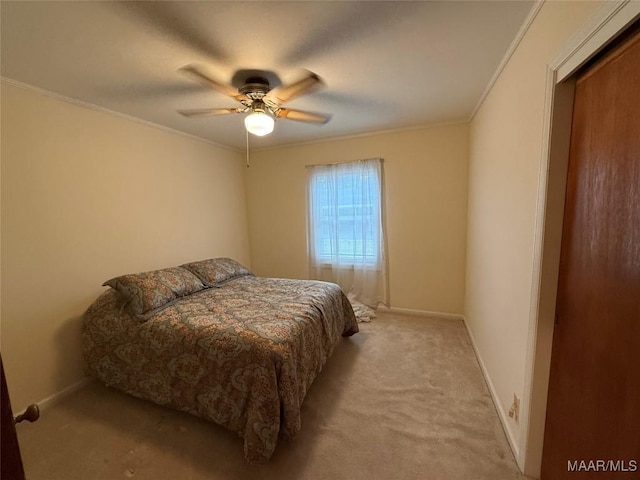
(177, 65, 332, 136)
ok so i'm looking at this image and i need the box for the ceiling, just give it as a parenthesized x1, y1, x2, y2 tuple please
(1, 1, 534, 151)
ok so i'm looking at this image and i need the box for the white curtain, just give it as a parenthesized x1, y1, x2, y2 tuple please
(307, 158, 387, 307)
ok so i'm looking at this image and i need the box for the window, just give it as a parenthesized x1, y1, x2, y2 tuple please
(307, 158, 387, 306)
(309, 167, 381, 265)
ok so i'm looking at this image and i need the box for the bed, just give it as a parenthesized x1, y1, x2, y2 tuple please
(81, 258, 358, 463)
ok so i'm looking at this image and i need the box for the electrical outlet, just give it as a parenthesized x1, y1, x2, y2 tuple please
(508, 394, 520, 423)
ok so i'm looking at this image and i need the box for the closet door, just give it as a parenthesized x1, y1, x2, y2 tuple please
(540, 26, 640, 479)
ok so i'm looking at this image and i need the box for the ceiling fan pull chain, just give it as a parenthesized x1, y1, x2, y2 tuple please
(246, 128, 250, 168)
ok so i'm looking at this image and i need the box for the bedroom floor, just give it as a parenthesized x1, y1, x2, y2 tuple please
(16, 312, 531, 480)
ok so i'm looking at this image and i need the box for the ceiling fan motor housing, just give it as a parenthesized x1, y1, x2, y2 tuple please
(239, 77, 271, 102)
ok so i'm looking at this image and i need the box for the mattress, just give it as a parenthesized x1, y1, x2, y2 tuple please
(82, 275, 358, 462)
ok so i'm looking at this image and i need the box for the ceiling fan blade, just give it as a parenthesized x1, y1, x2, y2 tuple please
(275, 108, 332, 124)
(264, 70, 324, 106)
(179, 65, 249, 103)
(279, 3, 420, 65)
(178, 107, 245, 118)
(115, 3, 231, 64)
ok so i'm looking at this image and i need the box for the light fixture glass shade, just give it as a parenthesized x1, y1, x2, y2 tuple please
(244, 111, 275, 136)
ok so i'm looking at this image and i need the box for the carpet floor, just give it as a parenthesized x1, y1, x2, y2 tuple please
(16, 312, 530, 479)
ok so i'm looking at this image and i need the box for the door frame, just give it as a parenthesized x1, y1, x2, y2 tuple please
(521, 1, 640, 477)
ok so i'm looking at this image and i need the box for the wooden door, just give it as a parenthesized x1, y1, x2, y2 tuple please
(540, 26, 640, 478)
(1, 355, 26, 480)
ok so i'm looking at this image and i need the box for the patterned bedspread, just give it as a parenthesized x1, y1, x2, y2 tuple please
(82, 276, 358, 462)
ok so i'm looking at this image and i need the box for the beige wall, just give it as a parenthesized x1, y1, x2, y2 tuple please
(465, 0, 603, 462)
(246, 124, 469, 314)
(1, 83, 250, 411)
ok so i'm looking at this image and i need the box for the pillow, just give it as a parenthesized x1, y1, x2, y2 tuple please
(103, 266, 206, 319)
(181, 257, 253, 287)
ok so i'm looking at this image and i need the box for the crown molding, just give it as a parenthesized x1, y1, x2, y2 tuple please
(251, 119, 469, 153)
(469, 0, 545, 121)
(1, 77, 241, 153)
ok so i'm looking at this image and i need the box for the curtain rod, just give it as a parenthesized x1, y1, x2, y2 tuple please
(305, 157, 384, 168)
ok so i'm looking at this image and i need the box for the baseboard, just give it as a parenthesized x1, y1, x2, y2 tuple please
(377, 305, 464, 321)
(462, 316, 521, 464)
(16, 377, 91, 417)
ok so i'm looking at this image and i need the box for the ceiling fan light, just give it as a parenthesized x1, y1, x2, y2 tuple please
(244, 111, 275, 136)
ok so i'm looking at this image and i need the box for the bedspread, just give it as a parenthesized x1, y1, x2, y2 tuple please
(82, 276, 358, 462)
